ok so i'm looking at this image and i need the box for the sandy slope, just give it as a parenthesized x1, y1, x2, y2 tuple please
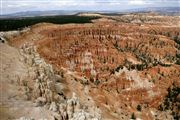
(0, 43, 53, 120)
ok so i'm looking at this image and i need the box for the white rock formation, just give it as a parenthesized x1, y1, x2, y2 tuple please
(18, 43, 102, 120)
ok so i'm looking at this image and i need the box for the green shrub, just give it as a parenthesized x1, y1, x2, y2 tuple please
(137, 104, 141, 111)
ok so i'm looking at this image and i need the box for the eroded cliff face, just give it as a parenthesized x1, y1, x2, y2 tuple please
(1, 13, 180, 120)
(0, 42, 101, 120)
(20, 43, 101, 120)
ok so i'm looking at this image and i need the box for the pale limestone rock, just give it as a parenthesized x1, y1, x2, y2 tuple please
(49, 102, 58, 112)
(67, 99, 74, 119)
(33, 79, 41, 99)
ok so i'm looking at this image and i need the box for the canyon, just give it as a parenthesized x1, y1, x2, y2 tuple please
(0, 13, 180, 120)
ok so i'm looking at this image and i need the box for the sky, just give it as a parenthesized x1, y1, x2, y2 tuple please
(1, 0, 180, 15)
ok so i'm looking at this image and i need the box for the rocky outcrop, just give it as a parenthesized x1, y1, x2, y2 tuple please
(18, 43, 101, 120)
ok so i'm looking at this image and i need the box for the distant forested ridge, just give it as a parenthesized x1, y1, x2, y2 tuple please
(0, 15, 100, 31)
